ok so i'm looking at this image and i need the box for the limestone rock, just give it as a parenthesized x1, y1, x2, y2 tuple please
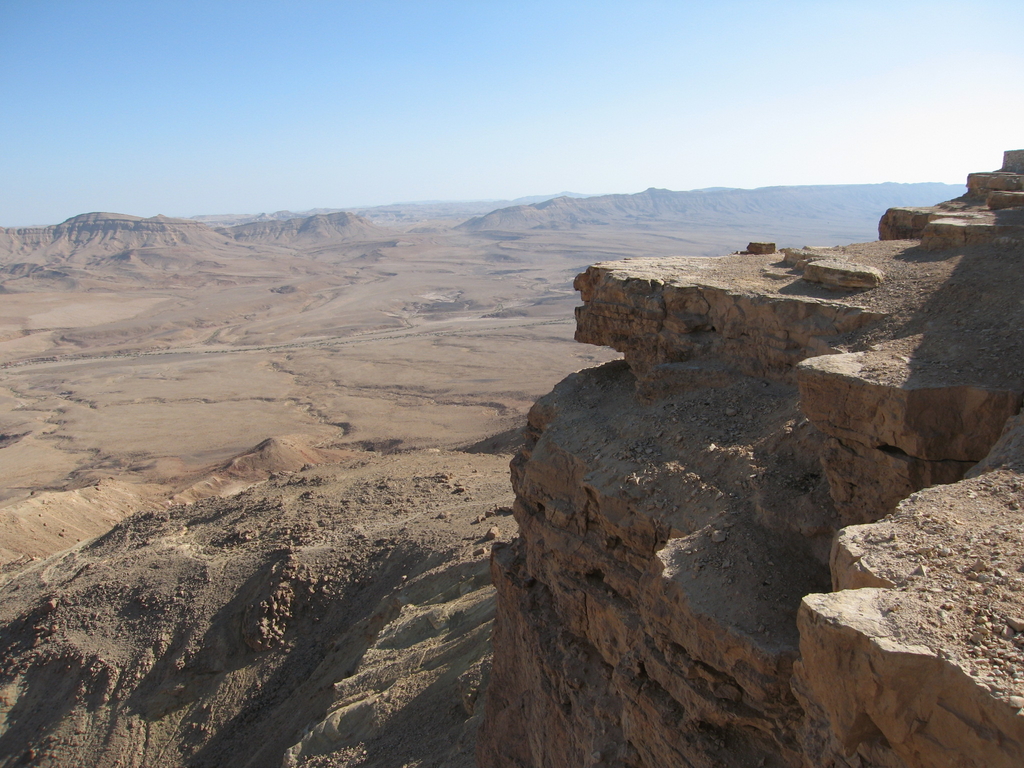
(970, 412, 1024, 474)
(796, 589, 1024, 768)
(802, 259, 883, 290)
(819, 436, 972, 525)
(780, 246, 830, 268)
(878, 206, 937, 240)
(797, 351, 1021, 463)
(1004, 149, 1024, 174)
(482, 152, 1024, 768)
(923, 214, 1004, 250)
(877, 150, 1024, 250)
(478, 360, 830, 767)
(988, 190, 1024, 210)
(829, 528, 896, 590)
(746, 241, 776, 254)
(968, 171, 1024, 199)
(574, 257, 883, 384)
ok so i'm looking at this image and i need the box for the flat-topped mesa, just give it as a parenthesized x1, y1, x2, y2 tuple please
(879, 150, 1024, 249)
(574, 255, 884, 388)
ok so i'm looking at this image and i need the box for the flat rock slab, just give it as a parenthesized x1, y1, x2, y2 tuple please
(797, 587, 1024, 768)
(797, 350, 1022, 462)
(803, 259, 883, 290)
(989, 191, 1024, 210)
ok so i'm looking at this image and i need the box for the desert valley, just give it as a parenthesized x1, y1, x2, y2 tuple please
(0, 181, 956, 563)
(4, 162, 1024, 768)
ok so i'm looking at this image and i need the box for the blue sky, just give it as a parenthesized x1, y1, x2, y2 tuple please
(2, 0, 1022, 225)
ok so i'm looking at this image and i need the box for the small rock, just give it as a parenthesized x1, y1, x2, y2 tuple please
(711, 530, 728, 543)
(1007, 616, 1024, 632)
(746, 242, 776, 255)
(473, 547, 487, 557)
(483, 526, 500, 542)
(912, 564, 928, 577)
(1010, 695, 1024, 709)
(724, 407, 737, 417)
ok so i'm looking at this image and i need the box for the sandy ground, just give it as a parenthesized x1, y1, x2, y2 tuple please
(0, 226, 645, 538)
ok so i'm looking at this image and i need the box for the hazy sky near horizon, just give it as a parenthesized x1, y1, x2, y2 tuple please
(2, 0, 1022, 226)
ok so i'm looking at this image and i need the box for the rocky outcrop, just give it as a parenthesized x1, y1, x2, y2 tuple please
(481, 360, 831, 767)
(879, 150, 1024, 250)
(573, 257, 883, 384)
(797, 351, 1020, 522)
(877, 206, 936, 240)
(479, 156, 1024, 768)
(987, 191, 1024, 210)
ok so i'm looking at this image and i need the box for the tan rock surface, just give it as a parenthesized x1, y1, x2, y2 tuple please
(988, 190, 1024, 209)
(796, 588, 1024, 768)
(1003, 150, 1024, 174)
(797, 351, 1020, 462)
(480, 155, 1024, 768)
(479, 361, 830, 767)
(802, 258, 883, 290)
(573, 252, 885, 382)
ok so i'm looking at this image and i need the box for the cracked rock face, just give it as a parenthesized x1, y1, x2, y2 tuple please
(479, 158, 1024, 768)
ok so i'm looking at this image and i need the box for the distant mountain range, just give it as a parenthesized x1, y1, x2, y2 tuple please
(191, 193, 596, 227)
(0, 210, 384, 266)
(0, 182, 966, 274)
(216, 210, 385, 245)
(457, 183, 964, 237)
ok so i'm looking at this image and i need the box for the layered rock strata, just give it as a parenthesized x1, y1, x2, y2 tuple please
(879, 150, 1024, 249)
(480, 164, 1024, 768)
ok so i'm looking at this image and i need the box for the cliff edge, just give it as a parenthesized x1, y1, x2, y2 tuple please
(479, 152, 1024, 768)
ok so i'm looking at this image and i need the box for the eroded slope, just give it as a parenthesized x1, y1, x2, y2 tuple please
(0, 449, 515, 768)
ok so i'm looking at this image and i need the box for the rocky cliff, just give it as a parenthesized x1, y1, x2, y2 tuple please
(478, 153, 1024, 767)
